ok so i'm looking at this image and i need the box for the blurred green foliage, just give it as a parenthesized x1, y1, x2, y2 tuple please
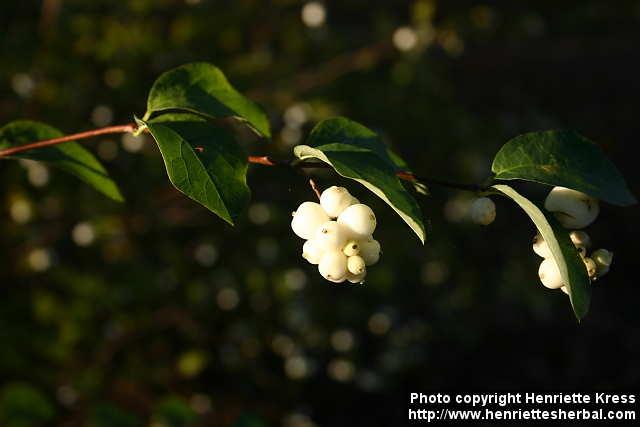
(1, 1, 639, 426)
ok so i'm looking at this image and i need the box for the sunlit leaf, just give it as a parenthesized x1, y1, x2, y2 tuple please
(492, 184, 590, 320)
(144, 62, 271, 138)
(296, 118, 425, 243)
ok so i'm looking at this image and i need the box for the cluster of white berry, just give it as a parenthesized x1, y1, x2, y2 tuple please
(290, 186, 381, 284)
(535, 186, 613, 294)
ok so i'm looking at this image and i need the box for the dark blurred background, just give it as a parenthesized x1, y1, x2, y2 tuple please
(1, 1, 639, 426)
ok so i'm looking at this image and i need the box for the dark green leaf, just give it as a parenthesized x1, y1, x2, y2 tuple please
(144, 62, 271, 138)
(295, 143, 426, 243)
(89, 403, 143, 427)
(492, 184, 590, 321)
(145, 120, 250, 225)
(0, 120, 123, 201)
(492, 130, 636, 206)
(306, 117, 399, 169)
(153, 397, 197, 427)
(0, 383, 55, 427)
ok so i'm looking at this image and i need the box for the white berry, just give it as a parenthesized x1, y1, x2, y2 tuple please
(532, 232, 552, 258)
(320, 186, 359, 218)
(347, 270, 366, 284)
(318, 251, 348, 283)
(544, 186, 599, 229)
(337, 204, 376, 236)
(314, 221, 351, 252)
(538, 258, 563, 289)
(592, 249, 613, 277)
(347, 255, 366, 275)
(360, 237, 381, 266)
(570, 231, 591, 257)
(592, 248, 613, 267)
(342, 240, 360, 257)
(469, 197, 496, 225)
(569, 230, 591, 248)
(302, 239, 324, 264)
(583, 257, 597, 278)
(291, 202, 330, 239)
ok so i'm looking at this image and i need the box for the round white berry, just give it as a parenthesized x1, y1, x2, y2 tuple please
(360, 237, 381, 266)
(569, 230, 591, 248)
(302, 239, 324, 264)
(337, 204, 376, 236)
(320, 186, 359, 218)
(592, 248, 613, 267)
(532, 232, 552, 258)
(347, 255, 366, 275)
(318, 251, 348, 283)
(544, 186, 599, 229)
(538, 258, 563, 289)
(469, 197, 496, 225)
(583, 257, 597, 278)
(346, 270, 366, 284)
(342, 240, 360, 257)
(570, 230, 591, 257)
(592, 248, 613, 277)
(291, 202, 330, 239)
(314, 220, 351, 252)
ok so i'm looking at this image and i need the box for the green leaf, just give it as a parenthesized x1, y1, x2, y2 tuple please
(491, 184, 591, 321)
(153, 397, 198, 427)
(144, 119, 250, 225)
(306, 117, 399, 169)
(144, 62, 271, 138)
(492, 130, 636, 206)
(89, 403, 143, 427)
(0, 382, 55, 427)
(304, 117, 429, 198)
(0, 120, 123, 201)
(295, 119, 425, 243)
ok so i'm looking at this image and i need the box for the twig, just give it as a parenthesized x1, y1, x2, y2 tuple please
(308, 178, 322, 200)
(0, 123, 137, 157)
(248, 40, 394, 101)
(0, 123, 483, 193)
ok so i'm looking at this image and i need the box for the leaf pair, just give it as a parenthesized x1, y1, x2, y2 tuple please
(140, 62, 271, 225)
(0, 63, 267, 225)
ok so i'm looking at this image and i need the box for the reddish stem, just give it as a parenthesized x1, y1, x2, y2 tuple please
(0, 123, 137, 157)
(247, 155, 280, 166)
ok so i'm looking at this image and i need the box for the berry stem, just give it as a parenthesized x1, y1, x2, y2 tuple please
(0, 122, 486, 193)
(308, 178, 322, 200)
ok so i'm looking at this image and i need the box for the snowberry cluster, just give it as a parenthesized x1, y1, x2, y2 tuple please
(290, 186, 381, 284)
(534, 186, 613, 294)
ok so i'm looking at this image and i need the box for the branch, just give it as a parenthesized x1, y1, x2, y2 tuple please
(0, 123, 137, 157)
(248, 40, 394, 102)
(0, 123, 483, 193)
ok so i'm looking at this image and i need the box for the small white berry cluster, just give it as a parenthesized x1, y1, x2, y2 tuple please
(290, 186, 381, 284)
(535, 186, 613, 294)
